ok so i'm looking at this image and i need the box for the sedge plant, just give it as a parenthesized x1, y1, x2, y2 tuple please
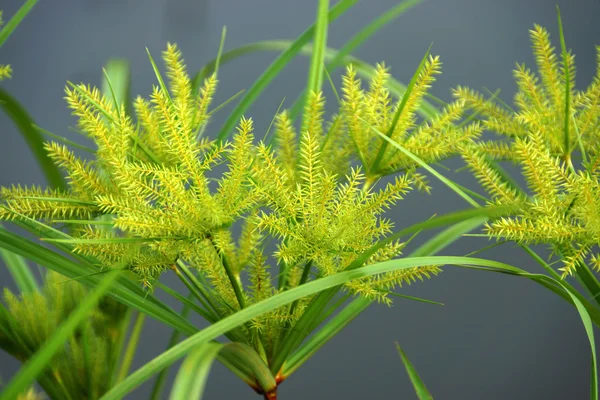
(0, 1, 495, 399)
(1, 1, 596, 399)
(0, 40, 469, 399)
(452, 9, 600, 398)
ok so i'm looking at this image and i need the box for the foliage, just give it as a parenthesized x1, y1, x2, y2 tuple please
(0, 38, 465, 397)
(0, 271, 127, 399)
(3, 1, 598, 399)
(457, 21, 600, 277)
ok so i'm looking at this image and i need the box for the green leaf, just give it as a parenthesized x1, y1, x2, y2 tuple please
(0, 0, 38, 48)
(101, 255, 539, 399)
(556, 6, 571, 160)
(115, 312, 146, 383)
(288, 0, 425, 122)
(282, 296, 371, 377)
(555, 282, 598, 400)
(0, 246, 38, 293)
(0, 269, 122, 400)
(42, 237, 163, 245)
(192, 40, 438, 121)
(305, 0, 329, 96)
(332, 0, 422, 67)
(170, 342, 276, 400)
(395, 343, 433, 400)
(146, 48, 173, 105)
(366, 120, 480, 208)
(33, 124, 96, 153)
(213, 0, 359, 142)
(411, 217, 487, 257)
(0, 228, 198, 336)
(169, 343, 222, 400)
(0, 223, 266, 387)
(0, 88, 66, 190)
(150, 300, 193, 400)
(214, 26, 227, 78)
(219, 343, 277, 394)
(102, 59, 131, 112)
(371, 43, 432, 173)
(281, 214, 488, 378)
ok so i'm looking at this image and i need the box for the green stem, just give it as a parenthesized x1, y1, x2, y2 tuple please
(116, 312, 146, 383)
(218, 247, 246, 309)
(277, 260, 289, 291)
(270, 288, 337, 375)
(556, 6, 571, 163)
(175, 263, 221, 320)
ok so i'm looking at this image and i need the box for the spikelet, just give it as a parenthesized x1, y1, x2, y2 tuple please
(460, 147, 523, 204)
(216, 117, 258, 217)
(0, 45, 258, 284)
(458, 22, 600, 280)
(0, 42, 447, 336)
(254, 134, 424, 303)
(0, 64, 11, 81)
(273, 110, 298, 185)
(341, 59, 470, 179)
(0, 185, 97, 221)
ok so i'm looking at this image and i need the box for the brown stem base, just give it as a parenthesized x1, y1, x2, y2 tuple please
(263, 389, 277, 400)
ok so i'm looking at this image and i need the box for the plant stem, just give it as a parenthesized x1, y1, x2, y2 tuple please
(263, 389, 278, 400)
(218, 247, 246, 309)
(116, 312, 146, 383)
(174, 262, 221, 320)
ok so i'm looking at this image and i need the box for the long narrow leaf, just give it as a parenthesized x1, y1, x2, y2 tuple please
(371, 44, 432, 173)
(101, 255, 544, 399)
(556, 6, 571, 159)
(0, 89, 65, 190)
(213, 0, 359, 142)
(0, 0, 38, 48)
(367, 120, 480, 208)
(0, 228, 198, 336)
(556, 282, 598, 400)
(282, 215, 488, 377)
(192, 40, 438, 119)
(305, 0, 329, 96)
(219, 343, 277, 394)
(101, 59, 130, 110)
(282, 297, 370, 377)
(0, 247, 38, 293)
(411, 217, 487, 257)
(169, 343, 222, 400)
(150, 301, 192, 400)
(395, 343, 433, 400)
(288, 0, 425, 121)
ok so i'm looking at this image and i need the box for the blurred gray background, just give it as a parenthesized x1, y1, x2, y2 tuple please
(1, 0, 600, 398)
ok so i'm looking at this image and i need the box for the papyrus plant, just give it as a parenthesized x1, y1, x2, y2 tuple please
(0, 1, 503, 399)
(0, 39, 468, 398)
(458, 14, 600, 284)
(454, 10, 600, 398)
(2, 1, 594, 399)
